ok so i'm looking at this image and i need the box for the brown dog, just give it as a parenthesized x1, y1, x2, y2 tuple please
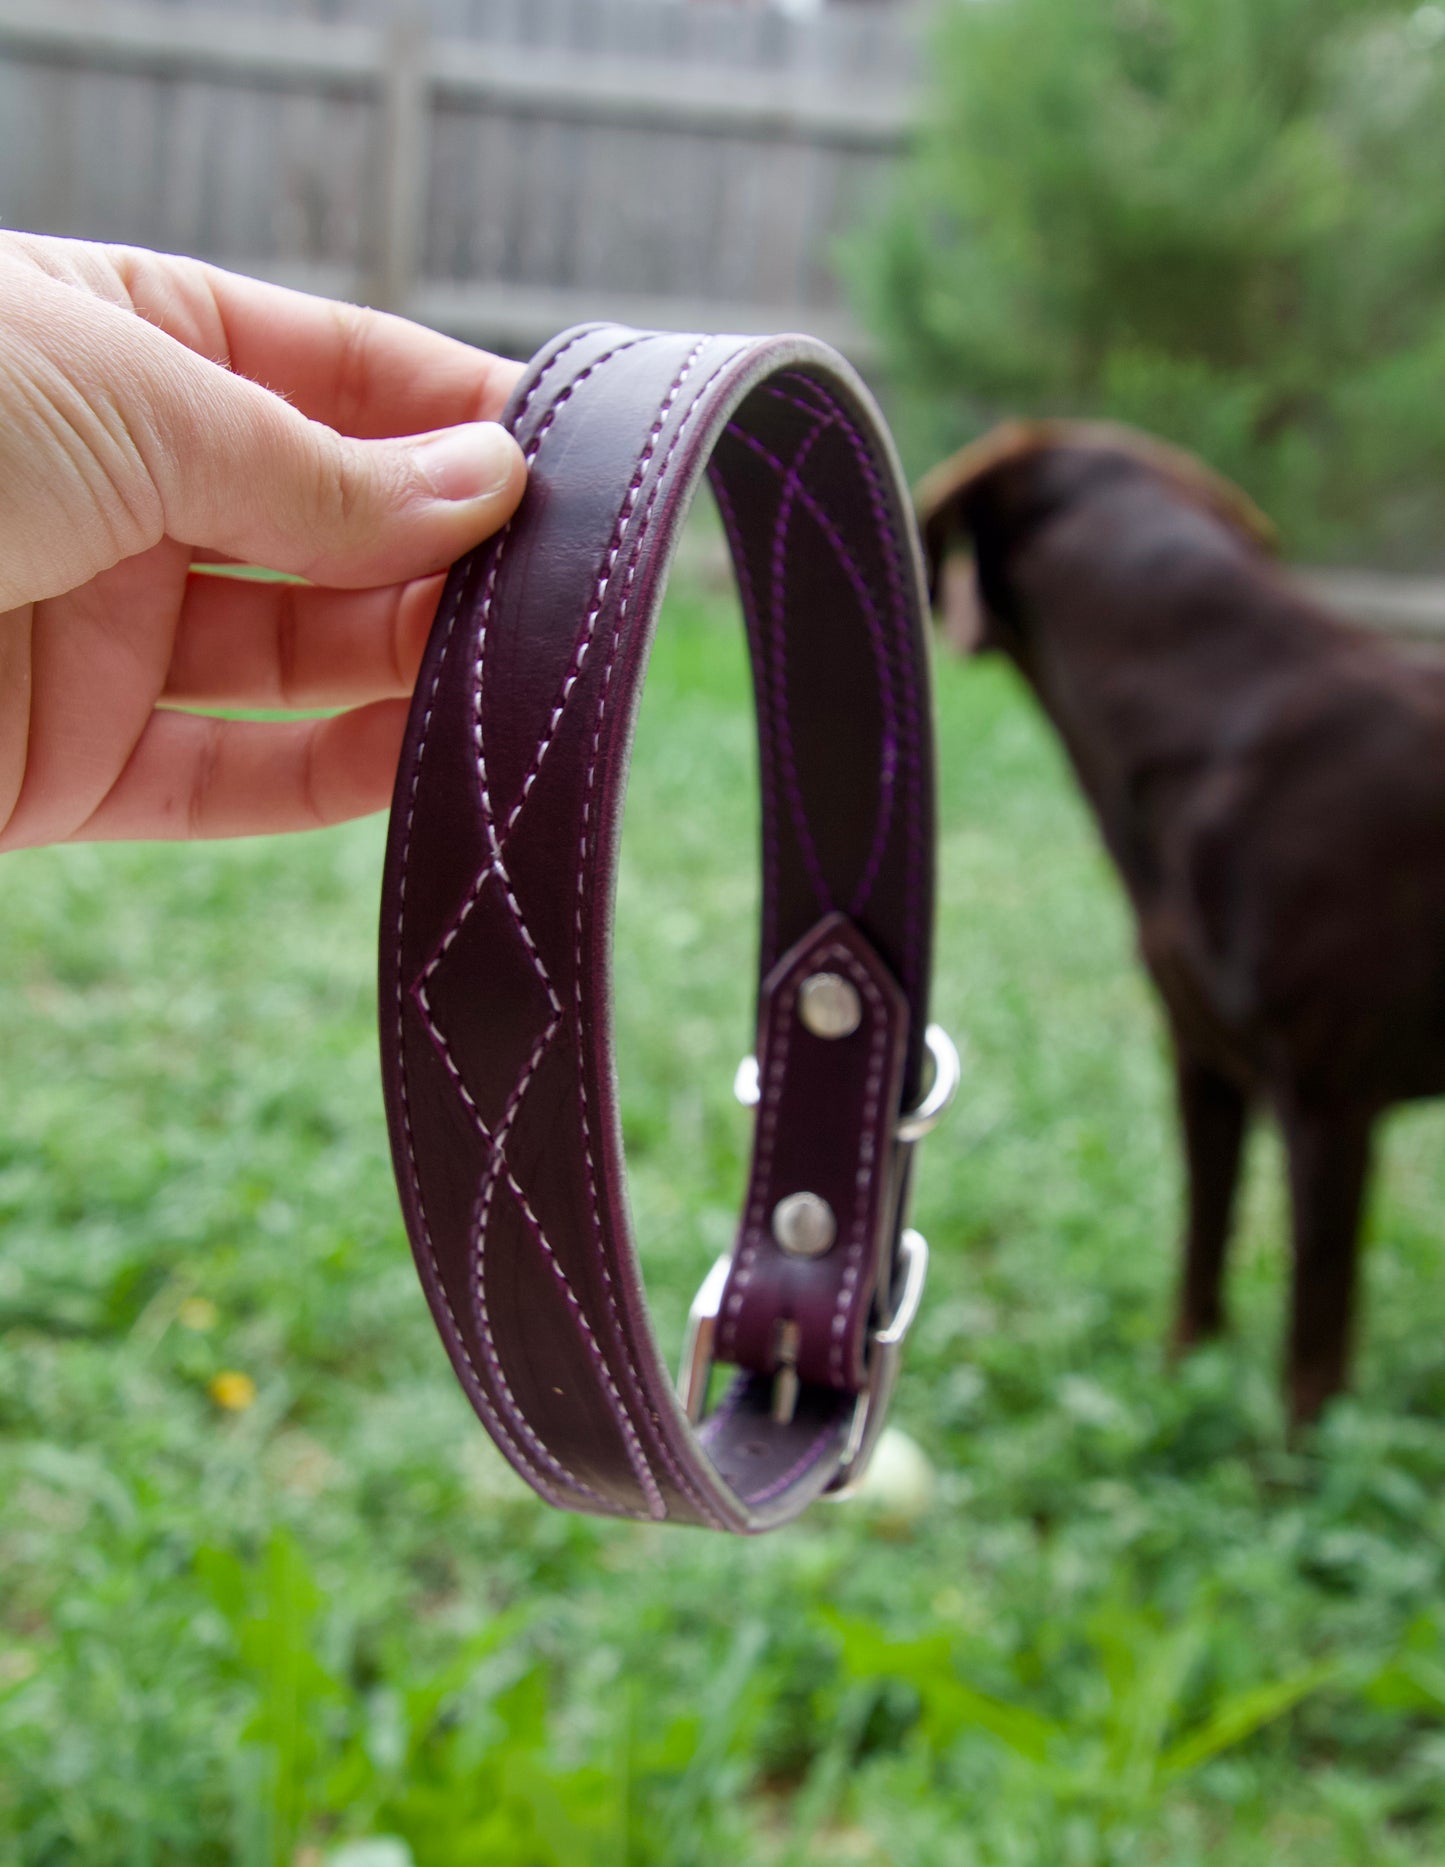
(919, 421, 1445, 1427)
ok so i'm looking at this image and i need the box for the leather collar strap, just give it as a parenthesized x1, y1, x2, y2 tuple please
(379, 323, 949, 1531)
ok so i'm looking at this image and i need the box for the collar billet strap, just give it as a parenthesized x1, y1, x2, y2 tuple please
(378, 324, 955, 1532)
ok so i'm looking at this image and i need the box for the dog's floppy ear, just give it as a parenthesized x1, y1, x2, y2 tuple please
(933, 552, 988, 655)
(914, 423, 1057, 654)
(914, 421, 1050, 605)
(915, 418, 1277, 594)
(915, 419, 1278, 659)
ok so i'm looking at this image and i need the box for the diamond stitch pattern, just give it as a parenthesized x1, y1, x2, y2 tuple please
(418, 867, 561, 1140)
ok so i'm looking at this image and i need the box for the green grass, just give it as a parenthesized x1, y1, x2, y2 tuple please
(7, 572, 1445, 1863)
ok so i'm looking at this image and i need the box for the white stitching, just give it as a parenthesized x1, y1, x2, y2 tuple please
(465, 994, 665, 1518)
(468, 1183, 608, 1502)
(393, 335, 625, 1508)
(400, 332, 891, 1523)
(463, 331, 672, 1515)
(814, 943, 889, 1387)
(463, 333, 733, 1524)
(499, 339, 707, 849)
(410, 859, 564, 1151)
(392, 568, 584, 1507)
(718, 936, 891, 1390)
(571, 344, 748, 1530)
(498, 1165, 667, 1520)
(473, 333, 656, 865)
(557, 341, 711, 1520)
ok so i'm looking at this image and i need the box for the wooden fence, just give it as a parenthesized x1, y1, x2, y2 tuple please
(0, 0, 920, 359)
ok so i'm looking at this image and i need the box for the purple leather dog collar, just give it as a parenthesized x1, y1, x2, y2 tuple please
(379, 324, 953, 1531)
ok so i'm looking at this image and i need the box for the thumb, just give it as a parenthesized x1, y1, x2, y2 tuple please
(141, 335, 528, 587)
(0, 268, 526, 602)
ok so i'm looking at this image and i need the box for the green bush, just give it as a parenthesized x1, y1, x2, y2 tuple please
(854, 0, 1445, 563)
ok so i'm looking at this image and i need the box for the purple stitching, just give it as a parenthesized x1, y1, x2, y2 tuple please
(764, 413, 837, 915)
(396, 336, 920, 1524)
(778, 372, 924, 997)
(742, 1416, 842, 1508)
(695, 1371, 750, 1447)
(724, 419, 900, 926)
(760, 380, 834, 422)
(708, 467, 781, 972)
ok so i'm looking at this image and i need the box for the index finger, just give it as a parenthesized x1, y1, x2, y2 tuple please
(108, 246, 526, 440)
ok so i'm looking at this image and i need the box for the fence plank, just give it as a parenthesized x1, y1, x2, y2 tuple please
(0, 0, 381, 88)
(371, 5, 428, 309)
(429, 43, 909, 145)
(408, 277, 876, 361)
(0, 0, 919, 362)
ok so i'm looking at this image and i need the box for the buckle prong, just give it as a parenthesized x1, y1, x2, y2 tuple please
(770, 1319, 802, 1425)
(686, 1015, 953, 1485)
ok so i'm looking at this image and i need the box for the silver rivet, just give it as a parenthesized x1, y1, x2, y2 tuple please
(772, 1191, 837, 1259)
(798, 971, 862, 1040)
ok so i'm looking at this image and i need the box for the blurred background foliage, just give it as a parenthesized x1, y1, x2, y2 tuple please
(853, 0, 1445, 564)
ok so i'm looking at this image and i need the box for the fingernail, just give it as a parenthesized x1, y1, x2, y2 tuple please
(409, 422, 518, 502)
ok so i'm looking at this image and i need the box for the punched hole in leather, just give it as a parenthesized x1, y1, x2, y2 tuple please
(379, 322, 948, 1532)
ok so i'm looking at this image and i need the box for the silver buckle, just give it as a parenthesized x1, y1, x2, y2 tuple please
(676, 1227, 930, 1490)
(678, 1252, 732, 1424)
(681, 1021, 955, 1482)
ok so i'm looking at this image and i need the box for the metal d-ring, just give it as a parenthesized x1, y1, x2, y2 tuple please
(896, 1025, 962, 1143)
(733, 1023, 960, 1141)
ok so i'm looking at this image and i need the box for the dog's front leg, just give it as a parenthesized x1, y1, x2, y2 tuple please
(1172, 1052, 1249, 1356)
(1279, 1100, 1374, 1430)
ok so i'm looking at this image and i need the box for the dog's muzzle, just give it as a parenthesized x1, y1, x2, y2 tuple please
(378, 323, 953, 1531)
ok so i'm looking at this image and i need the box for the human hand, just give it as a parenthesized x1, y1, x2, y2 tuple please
(0, 233, 527, 849)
